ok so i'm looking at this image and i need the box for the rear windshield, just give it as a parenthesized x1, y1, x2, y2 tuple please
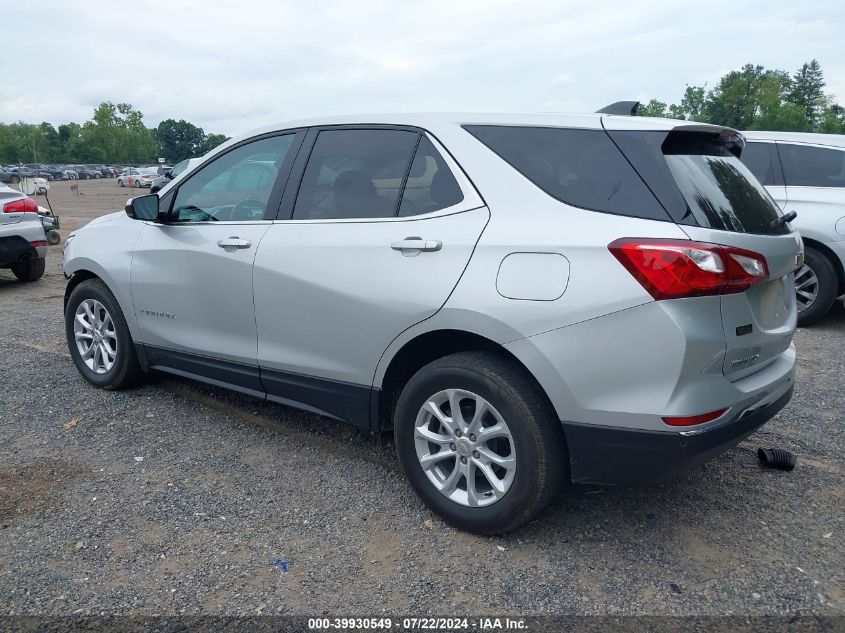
(607, 130, 789, 235)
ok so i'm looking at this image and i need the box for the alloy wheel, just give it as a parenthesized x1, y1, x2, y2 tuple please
(794, 264, 819, 313)
(73, 299, 118, 374)
(414, 389, 516, 507)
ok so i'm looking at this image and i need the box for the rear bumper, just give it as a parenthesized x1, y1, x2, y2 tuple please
(0, 235, 39, 267)
(563, 385, 793, 485)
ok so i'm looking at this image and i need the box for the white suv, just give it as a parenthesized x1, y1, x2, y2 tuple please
(63, 114, 800, 533)
(0, 183, 48, 282)
(740, 131, 845, 324)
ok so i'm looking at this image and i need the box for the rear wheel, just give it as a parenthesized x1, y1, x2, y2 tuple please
(796, 248, 837, 326)
(11, 257, 45, 282)
(46, 230, 61, 245)
(118, 178, 124, 187)
(65, 279, 143, 389)
(394, 351, 567, 534)
(10, 175, 20, 184)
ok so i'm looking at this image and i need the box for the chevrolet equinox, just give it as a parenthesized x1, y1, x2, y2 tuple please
(63, 114, 801, 534)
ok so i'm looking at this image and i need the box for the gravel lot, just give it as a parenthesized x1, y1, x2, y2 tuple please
(1, 179, 843, 617)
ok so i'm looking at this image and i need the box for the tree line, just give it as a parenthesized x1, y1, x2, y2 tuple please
(0, 101, 229, 165)
(2, 59, 842, 165)
(637, 59, 845, 133)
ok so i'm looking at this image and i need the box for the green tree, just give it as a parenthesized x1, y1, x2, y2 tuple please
(786, 59, 826, 127)
(638, 99, 671, 118)
(156, 119, 206, 162)
(196, 132, 229, 155)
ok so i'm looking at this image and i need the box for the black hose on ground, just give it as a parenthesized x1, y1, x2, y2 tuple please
(757, 447, 796, 471)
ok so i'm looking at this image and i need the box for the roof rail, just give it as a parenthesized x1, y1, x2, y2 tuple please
(596, 101, 640, 116)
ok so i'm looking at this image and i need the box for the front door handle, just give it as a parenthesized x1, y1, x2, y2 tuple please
(217, 237, 252, 250)
(390, 237, 442, 255)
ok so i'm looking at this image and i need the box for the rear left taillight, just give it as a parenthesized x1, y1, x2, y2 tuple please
(3, 197, 39, 213)
(608, 238, 768, 300)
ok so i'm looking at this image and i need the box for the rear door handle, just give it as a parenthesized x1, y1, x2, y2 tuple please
(390, 237, 442, 254)
(217, 237, 252, 249)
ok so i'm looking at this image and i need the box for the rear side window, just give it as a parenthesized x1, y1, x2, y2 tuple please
(609, 130, 789, 235)
(464, 125, 668, 221)
(398, 136, 463, 216)
(778, 143, 845, 188)
(739, 142, 778, 186)
(293, 129, 419, 220)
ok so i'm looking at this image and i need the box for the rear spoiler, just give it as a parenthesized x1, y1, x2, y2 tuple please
(596, 101, 640, 116)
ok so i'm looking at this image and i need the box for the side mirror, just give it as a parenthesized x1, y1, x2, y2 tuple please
(125, 194, 160, 221)
(165, 171, 174, 180)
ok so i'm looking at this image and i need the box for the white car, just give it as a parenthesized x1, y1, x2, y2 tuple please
(740, 131, 845, 324)
(117, 168, 157, 188)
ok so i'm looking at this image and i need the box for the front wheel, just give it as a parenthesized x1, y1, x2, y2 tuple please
(394, 351, 567, 535)
(796, 248, 837, 326)
(11, 257, 45, 282)
(65, 279, 144, 389)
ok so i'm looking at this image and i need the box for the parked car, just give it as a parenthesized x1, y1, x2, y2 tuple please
(0, 182, 48, 281)
(42, 165, 67, 180)
(0, 168, 21, 184)
(70, 165, 102, 180)
(117, 168, 157, 188)
(63, 113, 800, 534)
(150, 157, 200, 193)
(92, 164, 114, 178)
(739, 131, 845, 324)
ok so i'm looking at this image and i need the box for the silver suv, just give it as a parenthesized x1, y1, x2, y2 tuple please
(63, 114, 801, 534)
(0, 184, 48, 282)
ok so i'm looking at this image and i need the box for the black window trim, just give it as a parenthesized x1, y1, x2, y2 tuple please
(160, 128, 307, 224)
(275, 123, 484, 222)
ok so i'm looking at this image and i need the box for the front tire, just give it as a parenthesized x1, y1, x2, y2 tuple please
(796, 248, 837, 326)
(65, 279, 143, 389)
(394, 351, 567, 535)
(11, 257, 45, 282)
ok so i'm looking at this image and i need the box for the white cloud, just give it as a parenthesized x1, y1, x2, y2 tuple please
(1, 0, 843, 135)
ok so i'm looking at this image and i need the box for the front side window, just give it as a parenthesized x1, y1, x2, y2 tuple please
(293, 129, 419, 220)
(171, 134, 295, 222)
(778, 143, 845, 188)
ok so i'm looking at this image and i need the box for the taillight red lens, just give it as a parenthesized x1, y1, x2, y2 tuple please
(2, 197, 39, 213)
(663, 408, 727, 427)
(608, 238, 768, 300)
(30, 240, 48, 248)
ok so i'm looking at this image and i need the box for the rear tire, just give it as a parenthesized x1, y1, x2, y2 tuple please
(11, 257, 45, 282)
(46, 230, 61, 246)
(394, 351, 567, 535)
(65, 279, 144, 390)
(10, 175, 20, 184)
(796, 248, 837, 326)
(118, 179, 124, 187)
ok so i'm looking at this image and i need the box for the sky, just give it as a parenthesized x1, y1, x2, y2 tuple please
(2, 0, 844, 136)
